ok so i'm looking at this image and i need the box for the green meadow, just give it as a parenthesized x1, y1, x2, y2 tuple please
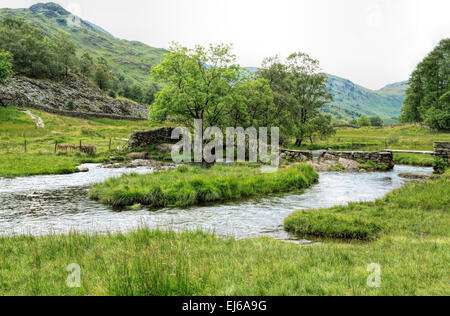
(0, 106, 151, 177)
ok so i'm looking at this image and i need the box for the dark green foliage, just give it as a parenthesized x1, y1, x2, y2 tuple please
(400, 39, 450, 130)
(357, 115, 371, 127)
(0, 49, 13, 85)
(0, 18, 62, 79)
(369, 116, 384, 127)
(433, 156, 449, 174)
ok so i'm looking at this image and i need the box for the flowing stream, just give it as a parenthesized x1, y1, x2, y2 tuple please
(0, 164, 433, 241)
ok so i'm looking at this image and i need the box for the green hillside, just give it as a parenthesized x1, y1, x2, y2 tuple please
(0, 2, 167, 87)
(324, 75, 408, 123)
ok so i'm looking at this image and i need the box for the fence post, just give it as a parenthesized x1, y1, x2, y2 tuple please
(55, 140, 57, 153)
(79, 140, 82, 150)
(109, 138, 112, 151)
(24, 139, 27, 153)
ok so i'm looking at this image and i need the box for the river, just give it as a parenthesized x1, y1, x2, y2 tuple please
(0, 164, 433, 241)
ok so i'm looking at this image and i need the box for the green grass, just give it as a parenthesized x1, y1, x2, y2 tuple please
(0, 106, 154, 177)
(0, 171, 448, 295)
(394, 153, 435, 167)
(294, 125, 450, 151)
(285, 171, 450, 242)
(90, 164, 319, 209)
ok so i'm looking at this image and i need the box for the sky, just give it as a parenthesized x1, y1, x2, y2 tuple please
(1, 0, 449, 90)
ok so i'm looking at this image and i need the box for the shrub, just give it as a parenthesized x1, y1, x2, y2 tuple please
(433, 156, 449, 174)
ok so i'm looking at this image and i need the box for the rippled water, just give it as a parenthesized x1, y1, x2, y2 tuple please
(0, 164, 433, 240)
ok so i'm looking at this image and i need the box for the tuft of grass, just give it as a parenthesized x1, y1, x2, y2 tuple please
(394, 153, 435, 167)
(285, 212, 382, 241)
(90, 164, 319, 209)
(358, 160, 389, 171)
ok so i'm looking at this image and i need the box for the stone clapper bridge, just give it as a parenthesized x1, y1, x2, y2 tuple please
(127, 128, 450, 171)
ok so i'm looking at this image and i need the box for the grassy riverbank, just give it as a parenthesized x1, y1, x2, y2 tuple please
(90, 164, 319, 209)
(393, 153, 435, 167)
(284, 169, 449, 264)
(0, 106, 150, 177)
(296, 125, 450, 151)
(1, 166, 449, 296)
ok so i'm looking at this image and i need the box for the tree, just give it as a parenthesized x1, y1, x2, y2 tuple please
(150, 43, 243, 130)
(0, 18, 59, 79)
(369, 116, 384, 127)
(94, 57, 113, 91)
(349, 118, 358, 126)
(258, 53, 334, 146)
(80, 52, 94, 78)
(400, 38, 450, 129)
(54, 31, 77, 77)
(358, 115, 371, 127)
(142, 83, 159, 104)
(0, 50, 13, 85)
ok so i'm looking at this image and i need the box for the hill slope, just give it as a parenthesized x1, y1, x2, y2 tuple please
(324, 75, 408, 122)
(0, 2, 167, 87)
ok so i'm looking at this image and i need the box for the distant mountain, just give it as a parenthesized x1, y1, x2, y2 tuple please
(244, 69, 407, 122)
(0, 3, 407, 122)
(0, 2, 167, 87)
(324, 75, 407, 123)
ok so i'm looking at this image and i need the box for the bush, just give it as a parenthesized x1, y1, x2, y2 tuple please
(433, 156, 449, 174)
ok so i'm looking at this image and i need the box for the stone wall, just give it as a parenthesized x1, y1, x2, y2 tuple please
(280, 149, 313, 161)
(434, 142, 450, 164)
(18, 103, 146, 121)
(320, 151, 394, 169)
(128, 127, 176, 148)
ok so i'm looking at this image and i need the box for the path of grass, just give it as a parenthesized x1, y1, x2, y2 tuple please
(90, 164, 319, 209)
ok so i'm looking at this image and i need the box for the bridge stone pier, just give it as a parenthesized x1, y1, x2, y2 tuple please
(319, 151, 395, 170)
(434, 142, 450, 164)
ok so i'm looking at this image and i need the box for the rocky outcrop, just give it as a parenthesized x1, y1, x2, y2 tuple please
(319, 151, 394, 170)
(128, 127, 176, 148)
(0, 75, 148, 120)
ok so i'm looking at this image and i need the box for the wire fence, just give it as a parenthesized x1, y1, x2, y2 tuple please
(0, 138, 129, 154)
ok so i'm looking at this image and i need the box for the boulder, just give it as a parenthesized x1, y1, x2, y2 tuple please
(126, 152, 149, 160)
(398, 173, 431, 180)
(155, 143, 174, 155)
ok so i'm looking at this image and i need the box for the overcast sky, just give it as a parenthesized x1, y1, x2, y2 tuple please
(2, 0, 449, 89)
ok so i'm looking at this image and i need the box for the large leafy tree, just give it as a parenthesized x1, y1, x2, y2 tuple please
(258, 53, 334, 146)
(0, 50, 13, 85)
(151, 43, 245, 129)
(400, 39, 450, 129)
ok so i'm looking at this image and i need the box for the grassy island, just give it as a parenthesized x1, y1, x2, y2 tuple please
(90, 164, 319, 209)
